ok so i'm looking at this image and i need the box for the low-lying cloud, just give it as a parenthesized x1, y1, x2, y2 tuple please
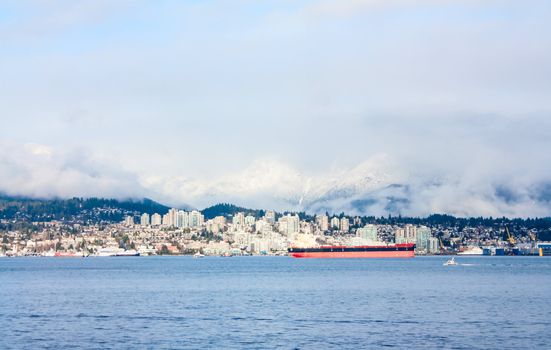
(0, 142, 146, 200)
(0, 141, 550, 218)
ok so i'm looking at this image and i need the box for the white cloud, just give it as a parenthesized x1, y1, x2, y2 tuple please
(0, 1, 550, 217)
(0, 141, 549, 217)
(0, 0, 136, 42)
(24, 143, 53, 157)
(301, 0, 492, 18)
(138, 153, 551, 217)
(0, 142, 145, 199)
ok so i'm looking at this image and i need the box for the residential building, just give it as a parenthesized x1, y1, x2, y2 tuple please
(340, 217, 349, 232)
(232, 212, 245, 227)
(316, 214, 329, 231)
(396, 224, 417, 243)
(331, 217, 340, 230)
(357, 224, 378, 242)
(189, 210, 204, 228)
(177, 210, 189, 228)
(151, 213, 162, 226)
(245, 215, 256, 226)
(264, 210, 276, 224)
(416, 226, 432, 251)
(140, 213, 150, 227)
(124, 216, 134, 226)
(428, 237, 439, 253)
(278, 214, 299, 238)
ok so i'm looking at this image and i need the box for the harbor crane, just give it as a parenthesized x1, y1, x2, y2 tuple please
(505, 226, 516, 246)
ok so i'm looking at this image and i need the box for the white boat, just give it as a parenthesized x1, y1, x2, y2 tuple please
(458, 246, 483, 255)
(443, 257, 458, 266)
(97, 247, 140, 257)
(193, 252, 205, 258)
(115, 249, 140, 257)
(97, 247, 122, 257)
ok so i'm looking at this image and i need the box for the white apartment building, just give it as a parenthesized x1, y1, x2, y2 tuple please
(140, 213, 150, 226)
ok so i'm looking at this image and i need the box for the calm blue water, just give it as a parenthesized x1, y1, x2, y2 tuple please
(1, 256, 551, 349)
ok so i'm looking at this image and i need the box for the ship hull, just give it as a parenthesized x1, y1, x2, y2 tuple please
(54, 252, 82, 257)
(289, 244, 415, 258)
(290, 250, 414, 258)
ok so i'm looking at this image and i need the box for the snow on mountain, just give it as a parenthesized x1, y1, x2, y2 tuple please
(142, 155, 401, 213)
(141, 156, 551, 217)
(300, 155, 399, 206)
(141, 159, 306, 210)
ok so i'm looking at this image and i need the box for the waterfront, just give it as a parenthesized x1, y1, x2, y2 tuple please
(1, 256, 551, 349)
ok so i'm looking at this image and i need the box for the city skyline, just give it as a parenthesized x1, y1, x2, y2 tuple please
(1, 1, 550, 217)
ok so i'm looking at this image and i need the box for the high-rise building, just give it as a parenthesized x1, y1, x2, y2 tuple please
(340, 217, 349, 232)
(395, 228, 404, 243)
(245, 215, 256, 226)
(287, 215, 299, 236)
(278, 214, 299, 238)
(177, 210, 189, 228)
(189, 210, 204, 228)
(416, 226, 432, 251)
(357, 224, 378, 242)
(395, 224, 417, 243)
(330, 217, 340, 230)
(232, 212, 245, 227)
(124, 216, 134, 226)
(162, 214, 170, 226)
(151, 213, 162, 226)
(405, 224, 417, 240)
(316, 214, 329, 231)
(277, 216, 288, 234)
(428, 237, 439, 253)
(264, 210, 276, 224)
(167, 208, 179, 227)
(140, 213, 150, 227)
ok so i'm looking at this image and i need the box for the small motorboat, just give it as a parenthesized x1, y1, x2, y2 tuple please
(193, 252, 205, 258)
(443, 257, 458, 266)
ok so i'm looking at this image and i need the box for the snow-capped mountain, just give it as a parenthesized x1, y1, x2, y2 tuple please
(142, 155, 412, 215)
(142, 156, 551, 218)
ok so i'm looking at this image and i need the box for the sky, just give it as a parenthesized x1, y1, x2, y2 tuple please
(1, 0, 550, 217)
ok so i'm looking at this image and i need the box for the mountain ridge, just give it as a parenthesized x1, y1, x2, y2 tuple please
(0, 195, 170, 223)
(1, 194, 550, 229)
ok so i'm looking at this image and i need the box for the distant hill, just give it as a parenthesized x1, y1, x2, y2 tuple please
(0, 195, 170, 223)
(1, 195, 550, 239)
(201, 203, 265, 220)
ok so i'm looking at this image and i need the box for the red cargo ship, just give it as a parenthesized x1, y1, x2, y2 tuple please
(54, 251, 81, 257)
(288, 243, 415, 258)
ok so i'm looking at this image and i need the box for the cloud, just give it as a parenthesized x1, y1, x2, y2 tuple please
(302, 0, 429, 17)
(0, 1, 550, 217)
(0, 140, 550, 217)
(138, 153, 551, 217)
(24, 143, 53, 157)
(0, 141, 146, 199)
(0, 0, 137, 42)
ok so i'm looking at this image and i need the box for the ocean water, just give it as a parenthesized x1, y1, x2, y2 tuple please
(1, 256, 550, 349)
